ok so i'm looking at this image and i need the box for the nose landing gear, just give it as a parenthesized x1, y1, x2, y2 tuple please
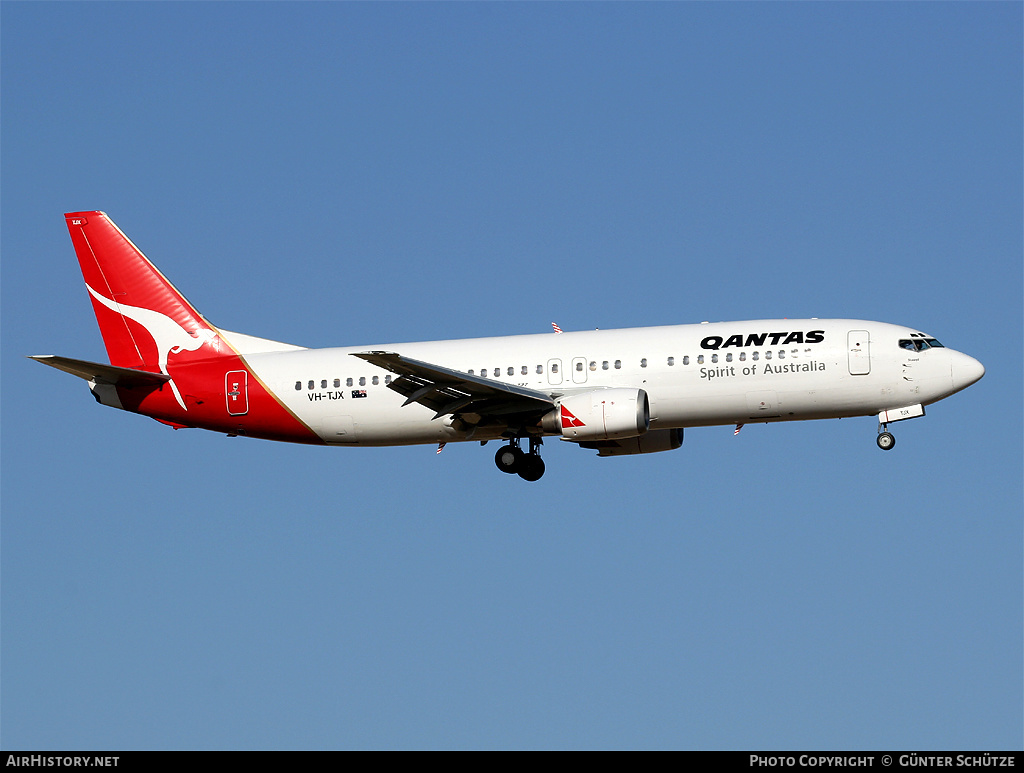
(494, 436, 545, 480)
(876, 423, 896, 451)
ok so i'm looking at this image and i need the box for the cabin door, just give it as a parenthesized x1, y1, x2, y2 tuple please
(848, 330, 871, 375)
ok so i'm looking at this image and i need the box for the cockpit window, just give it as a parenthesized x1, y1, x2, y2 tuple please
(899, 338, 945, 352)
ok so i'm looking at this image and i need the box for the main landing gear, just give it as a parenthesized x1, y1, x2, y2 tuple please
(876, 423, 896, 451)
(495, 436, 545, 481)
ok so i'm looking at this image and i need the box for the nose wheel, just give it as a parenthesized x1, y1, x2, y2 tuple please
(876, 423, 896, 451)
(494, 437, 545, 480)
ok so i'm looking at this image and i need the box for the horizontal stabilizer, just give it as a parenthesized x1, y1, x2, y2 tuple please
(28, 355, 171, 388)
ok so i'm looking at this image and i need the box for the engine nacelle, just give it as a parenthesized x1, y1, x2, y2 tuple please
(580, 428, 684, 457)
(542, 388, 650, 441)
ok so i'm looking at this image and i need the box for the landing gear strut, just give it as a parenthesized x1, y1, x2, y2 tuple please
(876, 423, 896, 451)
(494, 436, 545, 481)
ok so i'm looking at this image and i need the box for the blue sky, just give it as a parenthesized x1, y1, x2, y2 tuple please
(2, 2, 1020, 750)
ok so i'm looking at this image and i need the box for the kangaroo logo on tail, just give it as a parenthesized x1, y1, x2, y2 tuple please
(86, 284, 219, 410)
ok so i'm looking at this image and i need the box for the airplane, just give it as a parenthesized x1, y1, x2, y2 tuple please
(31, 211, 985, 481)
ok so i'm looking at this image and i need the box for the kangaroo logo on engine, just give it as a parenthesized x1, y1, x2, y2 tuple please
(560, 405, 586, 429)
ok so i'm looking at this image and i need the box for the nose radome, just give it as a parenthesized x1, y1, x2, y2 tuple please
(950, 351, 985, 391)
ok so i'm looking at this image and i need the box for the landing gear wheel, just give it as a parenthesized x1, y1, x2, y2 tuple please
(518, 454, 545, 482)
(876, 432, 896, 451)
(495, 444, 524, 473)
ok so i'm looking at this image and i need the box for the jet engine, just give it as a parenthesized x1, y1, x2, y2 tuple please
(542, 388, 650, 441)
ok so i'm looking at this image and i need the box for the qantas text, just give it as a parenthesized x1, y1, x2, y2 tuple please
(701, 330, 825, 350)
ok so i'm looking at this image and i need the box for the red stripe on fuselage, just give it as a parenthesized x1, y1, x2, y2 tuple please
(115, 354, 323, 445)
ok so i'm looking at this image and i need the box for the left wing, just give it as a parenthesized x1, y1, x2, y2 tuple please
(351, 351, 555, 425)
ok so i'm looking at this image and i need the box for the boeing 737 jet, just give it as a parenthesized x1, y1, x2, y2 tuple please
(32, 211, 985, 481)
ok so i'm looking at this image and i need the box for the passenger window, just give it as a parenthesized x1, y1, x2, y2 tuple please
(295, 381, 302, 391)
(536, 365, 543, 374)
(334, 379, 341, 388)
(468, 369, 475, 375)
(712, 354, 718, 363)
(551, 363, 558, 374)
(778, 351, 785, 359)
(308, 380, 315, 390)
(602, 361, 609, 370)
(372, 376, 379, 385)
(576, 361, 583, 372)
(507, 367, 514, 377)
(589, 361, 597, 371)
(697, 355, 704, 365)
(752, 352, 759, 361)
(640, 358, 647, 368)
(359, 376, 366, 386)
(480, 369, 487, 378)
(667, 356, 675, 366)
(765, 351, 772, 360)
(385, 375, 392, 385)
(521, 365, 528, 375)
(726, 353, 733, 362)
(346, 378, 353, 387)
(683, 356, 690, 365)
(321, 380, 328, 389)
(739, 352, 746, 362)
(614, 360, 621, 369)
(494, 368, 500, 378)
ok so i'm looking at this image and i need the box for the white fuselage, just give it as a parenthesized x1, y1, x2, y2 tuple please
(242, 319, 982, 446)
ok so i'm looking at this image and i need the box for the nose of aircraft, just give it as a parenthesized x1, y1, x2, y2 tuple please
(950, 350, 985, 393)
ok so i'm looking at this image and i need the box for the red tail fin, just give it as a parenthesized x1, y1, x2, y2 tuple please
(47, 212, 319, 443)
(65, 211, 232, 411)
(65, 211, 224, 372)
